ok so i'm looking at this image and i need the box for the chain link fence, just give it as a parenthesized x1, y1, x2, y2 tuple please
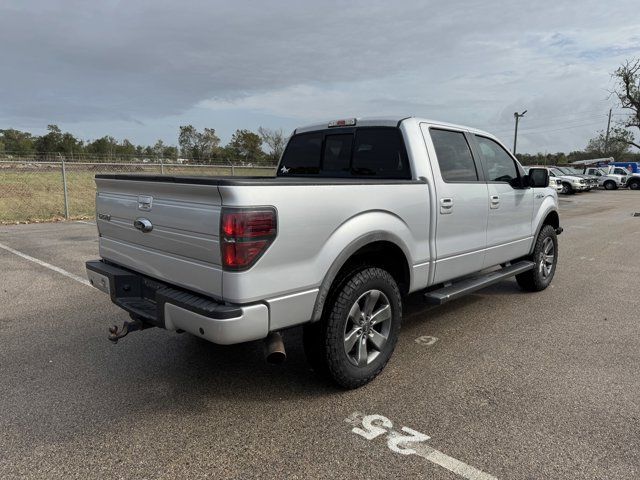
(0, 158, 276, 224)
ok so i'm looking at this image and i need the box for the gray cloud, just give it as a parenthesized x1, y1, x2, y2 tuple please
(1, 0, 639, 152)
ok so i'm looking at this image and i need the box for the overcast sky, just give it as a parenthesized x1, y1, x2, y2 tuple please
(1, 0, 639, 153)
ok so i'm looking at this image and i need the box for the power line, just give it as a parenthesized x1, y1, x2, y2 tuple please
(491, 115, 607, 133)
(481, 109, 615, 129)
(496, 120, 605, 136)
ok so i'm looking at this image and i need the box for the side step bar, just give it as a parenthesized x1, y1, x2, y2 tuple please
(424, 260, 535, 305)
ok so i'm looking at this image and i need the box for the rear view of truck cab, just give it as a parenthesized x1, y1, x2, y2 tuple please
(87, 116, 559, 389)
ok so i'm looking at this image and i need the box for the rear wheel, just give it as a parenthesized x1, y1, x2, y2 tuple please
(516, 224, 558, 292)
(628, 179, 640, 190)
(303, 267, 402, 389)
(604, 180, 617, 190)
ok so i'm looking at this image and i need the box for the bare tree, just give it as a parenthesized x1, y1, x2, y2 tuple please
(258, 127, 287, 164)
(612, 59, 640, 149)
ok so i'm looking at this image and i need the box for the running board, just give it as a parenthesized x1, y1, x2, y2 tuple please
(424, 260, 535, 305)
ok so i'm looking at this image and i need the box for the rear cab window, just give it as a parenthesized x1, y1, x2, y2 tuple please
(278, 127, 411, 179)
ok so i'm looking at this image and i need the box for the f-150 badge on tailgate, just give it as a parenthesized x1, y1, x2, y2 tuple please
(138, 195, 153, 211)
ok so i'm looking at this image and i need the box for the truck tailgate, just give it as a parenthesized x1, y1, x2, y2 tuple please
(95, 176, 224, 299)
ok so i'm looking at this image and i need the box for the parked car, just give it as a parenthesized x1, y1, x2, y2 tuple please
(579, 166, 627, 190)
(535, 166, 588, 194)
(606, 165, 640, 190)
(553, 166, 597, 191)
(609, 162, 640, 174)
(86, 116, 561, 388)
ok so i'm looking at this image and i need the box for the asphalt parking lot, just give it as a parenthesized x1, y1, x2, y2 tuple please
(1, 191, 639, 479)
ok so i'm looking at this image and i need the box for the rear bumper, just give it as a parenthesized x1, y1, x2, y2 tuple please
(86, 260, 269, 345)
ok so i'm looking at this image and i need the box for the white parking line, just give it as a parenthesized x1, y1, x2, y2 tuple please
(0, 241, 91, 287)
(346, 412, 497, 480)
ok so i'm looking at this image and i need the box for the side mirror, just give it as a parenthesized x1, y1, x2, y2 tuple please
(528, 168, 549, 188)
(510, 175, 531, 189)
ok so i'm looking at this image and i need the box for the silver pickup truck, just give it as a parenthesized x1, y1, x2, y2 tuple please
(86, 116, 561, 388)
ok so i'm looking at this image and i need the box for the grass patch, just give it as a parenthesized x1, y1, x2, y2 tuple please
(0, 165, 276, 224)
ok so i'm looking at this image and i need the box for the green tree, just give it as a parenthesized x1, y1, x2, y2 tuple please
(178, 125, 198, 158)
(86, 136, 118, 157)
(0, 129, 36, 154)
(178, 125, 221, 160)
(116, 139, 137, 157)
(153, 139, 165, 157)
(227, 129, 264, 164)
(59, 132, 83, 156)
(34, 124, 63, 154)
(585, 126, 633, 160)
(162, 145, 178, 159)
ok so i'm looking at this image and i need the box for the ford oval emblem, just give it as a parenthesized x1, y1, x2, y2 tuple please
(134, 217, 153, 233)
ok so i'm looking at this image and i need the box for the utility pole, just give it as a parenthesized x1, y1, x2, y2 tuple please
(604, 108, 612, 155)
(513, 110, 527, 155)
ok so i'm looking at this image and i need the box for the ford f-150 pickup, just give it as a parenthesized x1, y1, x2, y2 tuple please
(86, 116, 561, 388)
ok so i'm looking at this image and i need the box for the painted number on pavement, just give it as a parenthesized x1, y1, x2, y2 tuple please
(345, 412, 498, 480)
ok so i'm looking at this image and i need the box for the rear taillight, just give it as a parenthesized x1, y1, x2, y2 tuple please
(220, 208, 277, 270)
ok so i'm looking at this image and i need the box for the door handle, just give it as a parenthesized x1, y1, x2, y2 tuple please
(490, 195, 500, 209)
(440, 197, 454, 214)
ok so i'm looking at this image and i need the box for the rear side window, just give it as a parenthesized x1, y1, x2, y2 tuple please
(351, 128, 410, 178)
(430, 129, 478, 182)
(279, 127, 410, 179)
(280, 132, 322, 174)
(475, 135, 518, 182)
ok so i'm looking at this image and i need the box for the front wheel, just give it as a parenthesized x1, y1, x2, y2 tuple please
(604, 180, 617, 190)
(561, 183, 573, 195)
(303, 267, 402, 389)
(516, 224, 558, 292)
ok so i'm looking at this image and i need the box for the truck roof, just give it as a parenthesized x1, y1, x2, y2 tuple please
(294, 116, 496, 138)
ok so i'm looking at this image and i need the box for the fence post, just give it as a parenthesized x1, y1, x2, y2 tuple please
(60, 154, 70, 220)
(159, 156, 165, 174)
(225, 157, 235, 176)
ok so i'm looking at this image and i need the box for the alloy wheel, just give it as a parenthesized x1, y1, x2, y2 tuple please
(539, 236, 555, 278)
(343, 289, 392, 367)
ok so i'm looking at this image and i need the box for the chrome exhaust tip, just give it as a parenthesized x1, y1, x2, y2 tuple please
(264, 332, 286, 364)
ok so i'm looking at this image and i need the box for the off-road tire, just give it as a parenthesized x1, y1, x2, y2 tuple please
(628, 179, 640, 190)
(516, 224, 558, 292)
(604, 180, 617, 190)
(303, 267, 402, 389)
(561, 183, 573, 195)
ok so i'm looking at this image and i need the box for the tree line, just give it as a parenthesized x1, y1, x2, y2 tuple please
(2, 59, 639, 166)
(0, 125, 287, 165)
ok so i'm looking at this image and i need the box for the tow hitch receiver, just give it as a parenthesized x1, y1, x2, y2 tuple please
(108, 317, 146, 343)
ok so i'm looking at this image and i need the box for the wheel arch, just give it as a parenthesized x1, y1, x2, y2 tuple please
(310, 233, 412, 322)
(529, 208, 560, 255)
